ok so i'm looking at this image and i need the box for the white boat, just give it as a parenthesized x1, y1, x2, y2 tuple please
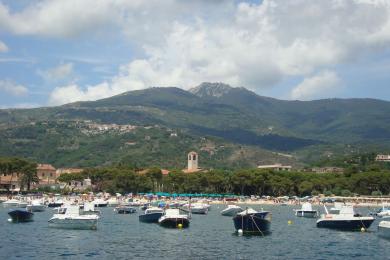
(316, 204, 375, 230)
(93, 199, 108, 207)
(376, 205, 390, 217)
(181, 203, 208, 214)
(3, 199, 28, 208)
(82, 202, 100, 215)
(48, 205, 99, 230)
(158, 209, 190, 228)
(378, 220, 390, 239)
(294, 202, 318, 218)
(27, 200, 45, 212)
(107, 198, 120, 207)
(220, 204, 243, 216)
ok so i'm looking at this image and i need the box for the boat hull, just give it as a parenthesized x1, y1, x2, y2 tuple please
(233, 212, 271, 234)
(159, 218, 190, 228)
(8, 210, 34, 222)
(48, 218, 98, 230)
(139, 212, 164, 223)
(316, 219, 375, 230)
(47, 203, 63, 208)
(295, 210, 317, 218)
(115, 208, 136, 214)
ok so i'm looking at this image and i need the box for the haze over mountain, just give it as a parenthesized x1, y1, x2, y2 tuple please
(0, 82, 389, 168)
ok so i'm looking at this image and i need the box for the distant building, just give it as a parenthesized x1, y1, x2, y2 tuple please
(36, 164, 57, 185)
(0, 172, 21, 191)
(376, 154, 390, 162)
(56, 168, 91, 191)
(311, 167, 344, 174)
(257, 164, 292, 171)
(183, 151, 202, 173)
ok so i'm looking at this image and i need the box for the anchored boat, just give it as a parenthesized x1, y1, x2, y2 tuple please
(158, 209, 190, 228)
(48, 205, 99, 230)
(220, 204, 243, 216)
(316, 204, 374, 231)
(233, 208, 271, 235)
(378, 220, 390, 239)
(8, 209, 34, 222)
(294, 202, 318, 218)
(27, 200, 45, 212)
(139, 207, 164, 223)
(114, 206, 137, 214)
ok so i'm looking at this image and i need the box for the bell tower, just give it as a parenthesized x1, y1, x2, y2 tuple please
(187, 151, 198, 171)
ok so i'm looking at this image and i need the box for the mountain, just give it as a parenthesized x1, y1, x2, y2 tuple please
(0, 82, 389, 168)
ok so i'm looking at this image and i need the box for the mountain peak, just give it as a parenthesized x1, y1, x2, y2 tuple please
(189, 82, 243, 98)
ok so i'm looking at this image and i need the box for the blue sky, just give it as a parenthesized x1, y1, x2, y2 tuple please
(1, 0, 390, 108)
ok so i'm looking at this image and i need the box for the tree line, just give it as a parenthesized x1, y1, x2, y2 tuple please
(1, 155, 390, 196)
(59, 166, 390, 197)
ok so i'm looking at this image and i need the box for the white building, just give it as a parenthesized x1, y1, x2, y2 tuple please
(376, 154, 390, 162)
(257, 164, 292, 171)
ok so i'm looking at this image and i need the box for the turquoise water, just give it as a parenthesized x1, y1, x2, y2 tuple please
(0, 205, 389, 259)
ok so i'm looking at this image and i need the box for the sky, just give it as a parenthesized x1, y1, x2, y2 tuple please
(1, 0, 390, 108)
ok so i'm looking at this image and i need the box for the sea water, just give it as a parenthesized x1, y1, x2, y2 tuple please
(0, 205, 389, 259)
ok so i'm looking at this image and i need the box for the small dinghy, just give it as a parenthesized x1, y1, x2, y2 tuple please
(294, 202, 318, 218)
(233, 208, 271, 235)
(316, 204, 374, 231)
(139, 207, 164, 223)
(221, 204, 243, 216)
(114, 206, 137, 214)
(8, 209, 34, 222)
(158, 209, 190, 228)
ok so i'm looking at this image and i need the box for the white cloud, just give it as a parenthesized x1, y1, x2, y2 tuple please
(0, 40, 8, 52)
(38, 63, 74, 82)
(0, 80, 28, 96)
(290, 71, 342, 100)
(5, 0, 390, 103)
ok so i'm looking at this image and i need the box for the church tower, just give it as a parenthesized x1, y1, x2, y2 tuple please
(187, 151, 198, 171)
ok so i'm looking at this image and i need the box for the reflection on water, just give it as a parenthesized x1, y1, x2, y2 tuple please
(0, 205, 389, 259)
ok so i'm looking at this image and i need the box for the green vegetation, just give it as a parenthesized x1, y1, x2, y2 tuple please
(0, 157, 38, 191)
(0, 83, 390, 168)
(62, 165, 390, 197)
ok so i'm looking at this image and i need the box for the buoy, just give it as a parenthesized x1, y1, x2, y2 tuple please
(238, 229, 243, 236)
(361, 227, 365, 232)
(178, 224, 183, 229)
(288, 220, 292, 225)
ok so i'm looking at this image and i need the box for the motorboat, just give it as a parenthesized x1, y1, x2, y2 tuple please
(139, 207, 164, 223)
(47, 200, 63, 208)
(3, 199, 28, 208)
(294, 202, 318, 218)
(82, 202, 100, 216)
(378, 220, 390, 239)
(114, 206, 137, 214)
(181, 203, 208, 214)
(233, 208, 271, 235)
(316, 204, 375, 230)
(107, 198, 120, 207)
(158, 209, 190, 228)
(220, 204, 243, 216)
(48, 205, 99, 230)
(8, 209, 34, 222)
(376, 206, 390, 218)
(93, 199, 108, 207)
(27, 200, 45, 212)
